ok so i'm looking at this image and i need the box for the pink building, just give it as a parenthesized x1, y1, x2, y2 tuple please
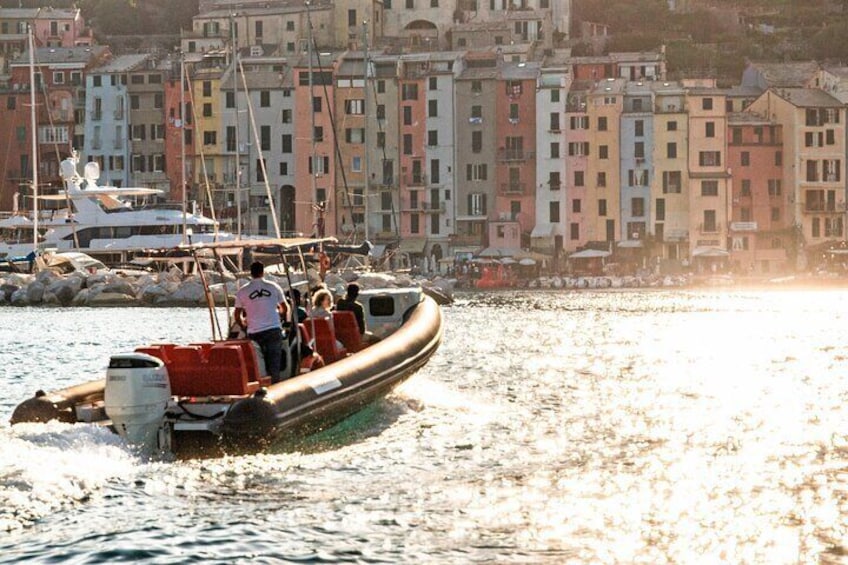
(727, 115, 788, 274)
(293, 54, 337, 237)
(397, 71, 427, 240)
(33, 8, 92, 48)
(492, 62, 537, 247)
(564, 80, 590, 252)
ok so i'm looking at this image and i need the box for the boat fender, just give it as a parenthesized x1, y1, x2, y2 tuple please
(221, 395, 278, 439)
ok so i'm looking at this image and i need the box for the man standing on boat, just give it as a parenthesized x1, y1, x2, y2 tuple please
(234, 261, 286, 383)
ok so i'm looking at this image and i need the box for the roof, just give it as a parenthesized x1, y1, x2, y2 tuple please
(36, 7, 79, 20)
(723, 85, 763, 98)
(95, 54, 152, 73)
(822, 65, 848, 79)
(590, 77, 626, 95)
(12, 45, 108, 66)
(198, 0, 331, 18)
(0, 8, 38, 19)
(610, 51, 664, 63)
(500, 62, 539, 80)
(220, 67, 293, 90)
(748, 61, 819, 87)
(773, 87, 843, 108)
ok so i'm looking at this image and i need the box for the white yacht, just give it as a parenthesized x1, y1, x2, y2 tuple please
(0, 153, 237, 260)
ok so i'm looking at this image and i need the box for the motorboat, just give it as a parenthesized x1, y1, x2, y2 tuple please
(10, 237, 444, 458)
(0, 152, 238, 261)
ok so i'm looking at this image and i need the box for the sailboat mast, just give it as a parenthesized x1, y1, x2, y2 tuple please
(180, 53, 188, 244)
(306, 1, 319, 237)
(231, 13, 242, 240)
(28, 27, 38, 253)
(362, 21, 370, 243)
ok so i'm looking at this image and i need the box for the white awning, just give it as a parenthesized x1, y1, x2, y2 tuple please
(530, 224, 554, 238)
(569, 249, 611, 259)
(692, 246, 729, 258)
(397, 238, 427, 254)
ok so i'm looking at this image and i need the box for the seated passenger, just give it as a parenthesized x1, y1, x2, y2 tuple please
(334, 282, 365, 335)
(311, 288, 334, 319)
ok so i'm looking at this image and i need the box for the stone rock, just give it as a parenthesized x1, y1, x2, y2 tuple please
(10, 287, 29, 306)
(139, 282, 174, 304)
(356, 273, 398, 289)
(87, 292, 138, 306)
(1, 283, 20, 302)
(26, 281, 45, 304)
(86, 272, 114, 288)
(170, 280, 206, 303)
(72, 288, 90, 306)
(100, 279, 137, 297)
(6, 273, 32, 287)
(35, 269, 60, 286)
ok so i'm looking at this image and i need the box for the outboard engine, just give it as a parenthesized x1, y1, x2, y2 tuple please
(104, 353, 171, 455)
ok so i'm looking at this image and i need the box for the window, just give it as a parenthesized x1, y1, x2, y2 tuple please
(93, 75, 102, 87)
(550, 202, 560, 223)
(431, 159, 440, 184)
(667, 120, 677, 131)
(203, 81, 211, 97)
(509, 104, 519, 120)
(599, 145, 608, 159)
(308, 156, 330, 175)
(428, 130, 438, 146)
(260, 126, 271, 151)
(771, 207, 780, 222)
(568, 142, 589, 156)
(662, 171, 681, 193)
(346, 128, 365, 144)
(827, 129, 836, 145)
(6, 97, 14, 110)
(703, 210, 717, 232)
(775, 151, 782, 166)
(701, 180, 718, 196)
(282, 109, 292, 123)
(466, 164, 487, 181)
(376, 104, 385, 120)
(551, 89, 560, 102)
(130, 95, 140, 110)
(314, 126, 324, 142)
(352, 156, 362, 172)
(731, 128, 742, 144)
(740, 207, 751, 222)
(260, 91, 270, 107)
(203, 131, 216, 145)
(549, 172, 561, 190)
(377, 132, 385, 148)
(403, 134, 413, 155)
(471, 80, 483, 94)
(705, 121, 715, 137)
(550, 112, 560, 131)
(468, 193, 487, 215)
(598, 199, 607, 216)
(634, 142, 644, 159)
(635, 120, 644, 137)
(154, 93, 163, 109)
(570, 223, 579, 240)
(345, 99, 364, 115)
(403, 106, 412, 125)
(550, 142, 560, 158)
(631, 197, 645, 217)
(132, 124, 146, 140)
(406, 0, 414, 8)
(597, 172, 606, 187)
(702, 97, 713, 110)
(741, 151, 750, 166)
(768, 179, 782, 196)
(203, 103, 212, 117)
(699, 151, 721, 166)
(471, 105, 482, 119)
(574, 171, 584, 187)
(348, 8, 357, 27)
(656, 198, 665, 221)
(667, 142, 677, 159)
(377, 80, 385, 93)
(740, 180, 751, 196)
(570, 116, 588, 129)
(628, 170, 648, 186)
(428, 99, 438, 117)
(402, 83, 418, 100)
(597, 117, 607, 131)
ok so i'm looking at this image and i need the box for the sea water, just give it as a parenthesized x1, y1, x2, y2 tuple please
(2, 290, 848, 563)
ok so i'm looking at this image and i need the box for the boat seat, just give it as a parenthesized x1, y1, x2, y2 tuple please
(333, 311, 364, 353)
(148, 343, 181, 364)
(308, 317, 347, 364)
(135, 346, 169, 364)
(167, 346, 206, 397)
(189, 342, 215, 362)
(227, 340, 271, 387)
(206, 345, 260, 396)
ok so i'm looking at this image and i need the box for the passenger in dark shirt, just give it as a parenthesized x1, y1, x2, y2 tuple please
(334, 283, 365, 335)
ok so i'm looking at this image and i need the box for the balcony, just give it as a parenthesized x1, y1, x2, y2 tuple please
(499, 182, 526, 195)
(498, 149, 534, 162)
(404, 173, 427, 186)
(91, 111, 102, 121)
(804, 202, 841, 213)
(698, 222, 721, 234)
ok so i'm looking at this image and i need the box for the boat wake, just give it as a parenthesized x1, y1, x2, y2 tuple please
(0, 422, 138, 531)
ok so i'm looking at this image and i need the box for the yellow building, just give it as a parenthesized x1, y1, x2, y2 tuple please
(686, 86, 729, 261)
(651, 81, 690, 262)
(586, 78, 624, 244)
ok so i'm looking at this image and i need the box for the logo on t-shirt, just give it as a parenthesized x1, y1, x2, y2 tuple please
(249, 288, 272, 300)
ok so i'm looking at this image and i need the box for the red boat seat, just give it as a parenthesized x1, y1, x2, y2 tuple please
(333, 311, 364, 353)
(189, 342, 215, 362)
(227, 340, 271, 387)
(167, 346, 206, 396)
(308, 317, 347, 364)
(206, 345, 260, 396)
(135, 346, 169, 364)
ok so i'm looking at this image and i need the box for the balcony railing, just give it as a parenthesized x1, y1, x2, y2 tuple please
(698, 222, 721, 234)
(500, 182, 526, 195)
(404, 173, 427, 186)
(498, 149, 534, 162)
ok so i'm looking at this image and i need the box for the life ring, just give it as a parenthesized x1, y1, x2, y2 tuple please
(319, 253, 331, 272)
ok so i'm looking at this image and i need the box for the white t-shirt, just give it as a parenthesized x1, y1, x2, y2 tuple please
(234, 278, 285, 334)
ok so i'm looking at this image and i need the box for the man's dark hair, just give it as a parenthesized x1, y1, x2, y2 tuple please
(250, 261, 264, 278)
(346, 282, 360, 299)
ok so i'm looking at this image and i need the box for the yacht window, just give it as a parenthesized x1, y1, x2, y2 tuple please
(368, 296, 395, 317)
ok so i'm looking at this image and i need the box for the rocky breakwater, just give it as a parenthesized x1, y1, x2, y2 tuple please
(529, 274, 691, 290)
(0, 268, 456, 308)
